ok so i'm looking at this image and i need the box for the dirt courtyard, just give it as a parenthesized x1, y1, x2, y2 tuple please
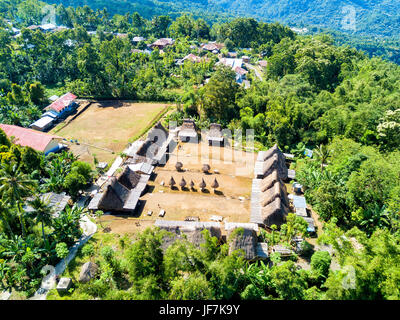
(105, 140, 258, 235)
(51, 101, 170, 164)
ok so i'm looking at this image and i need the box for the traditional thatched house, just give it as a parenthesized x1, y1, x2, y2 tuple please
(125, 122, 171, 165)
(254, 144, 288, 180)
(178, 119, 198, 142)
(261, 197, 289, 227)
(250, 147, 290, 228)
(147, 121, 168, 144)
(154, 220, 222, 251)
(88, 166, 150, 214)
(260, 180, 290, 208)
(206, 123, 224, 146)
(227, 226, 258, 260)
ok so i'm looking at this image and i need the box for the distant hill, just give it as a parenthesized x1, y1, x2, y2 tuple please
(44, 0, 400, 38)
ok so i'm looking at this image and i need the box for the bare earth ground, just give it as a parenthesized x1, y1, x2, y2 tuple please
(103, 141, 257, 235)
(51, 101, 169, 164)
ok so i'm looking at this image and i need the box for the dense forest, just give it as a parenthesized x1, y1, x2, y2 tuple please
(40, 0, 400, 38)
(0, 0, 399, 300)
(2, 0, 400, 64)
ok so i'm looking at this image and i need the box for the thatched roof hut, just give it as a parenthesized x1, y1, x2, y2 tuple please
(199, 178, 206, 190)
(227, 227, 258, 260)
(147, 121, 168, 144)
(117, 166, 141, 189)
(88, 172, 148, 214)
(189, 180, 195, 189)
(261, 197, 289, 227)
(179, 177, 187, 188)
(178, 119, 198, 142)
(260, 180, 289, 208)
(169, 176, 176, 187)
(175, 162, 183, 171)
(211, 178, 219, 189)
(206, 123, 224, 145)
(260, 170, 281, 192)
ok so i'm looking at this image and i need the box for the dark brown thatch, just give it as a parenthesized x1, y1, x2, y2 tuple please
(189, 180, 195, 189)
(175, 162, 183, 171)
(228, 227, 258, 260)
(117, 166, 141, 189)
(260, 180, 289, 208)
(211, 178, 219, 189)
(179, 177, 187, 188)
(202, 164, 211, 173)
(199, 178, 206, 189)
(154, 220, 222, 251)
(261, 197, 289, 227)
(260, 170, 280, 192)
(136, 138, 159, 158)
(254, 144, 288, 180)
(169, 176, 176, 187)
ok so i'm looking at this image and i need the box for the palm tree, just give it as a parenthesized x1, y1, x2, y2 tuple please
(314, 144, 331, 173)
(27, 197, 53, 244)
(0, 162, 37, 237)
(0, 200, 14, 237)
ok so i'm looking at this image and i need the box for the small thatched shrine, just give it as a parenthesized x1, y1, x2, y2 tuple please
(206, 123, 224, 146)
(199, 178, 206, 190)
(202, 164, 211, 173)
(211, 178, 219, 190)
(178, 119, 198, 142)
(175, 162, 183, 171)
(169, 176, 176, 188)
(179, 177, 187, 189)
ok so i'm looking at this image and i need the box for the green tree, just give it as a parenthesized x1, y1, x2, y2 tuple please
(0, 162, 36, 236)
(27, 197, 53, 245)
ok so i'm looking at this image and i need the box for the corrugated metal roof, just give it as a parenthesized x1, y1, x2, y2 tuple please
(292, 195, 307, 209)
(30, 116, 54, 129)
(46, 92, 77, 112)
(0, 124, 61, 152)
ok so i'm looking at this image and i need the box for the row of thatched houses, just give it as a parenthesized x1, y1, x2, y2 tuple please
(88, 166, 150, 213)
(154, 220, 269, 261)
(251, 145, 291, 228)
(177, 119, 224, 146)
(88, 122, 171, 213)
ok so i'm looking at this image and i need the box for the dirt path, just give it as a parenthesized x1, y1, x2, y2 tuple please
(29, 212, 97, 300)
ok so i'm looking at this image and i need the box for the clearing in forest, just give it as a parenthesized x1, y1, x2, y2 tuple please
(51, 101, 171, 165)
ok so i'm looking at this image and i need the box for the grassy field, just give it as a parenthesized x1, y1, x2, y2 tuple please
(51, 101, 171, 165)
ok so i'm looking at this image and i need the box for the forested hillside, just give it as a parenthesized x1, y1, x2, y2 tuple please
(40, 0, 400, 38)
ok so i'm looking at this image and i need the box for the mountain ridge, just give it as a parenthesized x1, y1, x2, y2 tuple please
(43, 0, 400, 38)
